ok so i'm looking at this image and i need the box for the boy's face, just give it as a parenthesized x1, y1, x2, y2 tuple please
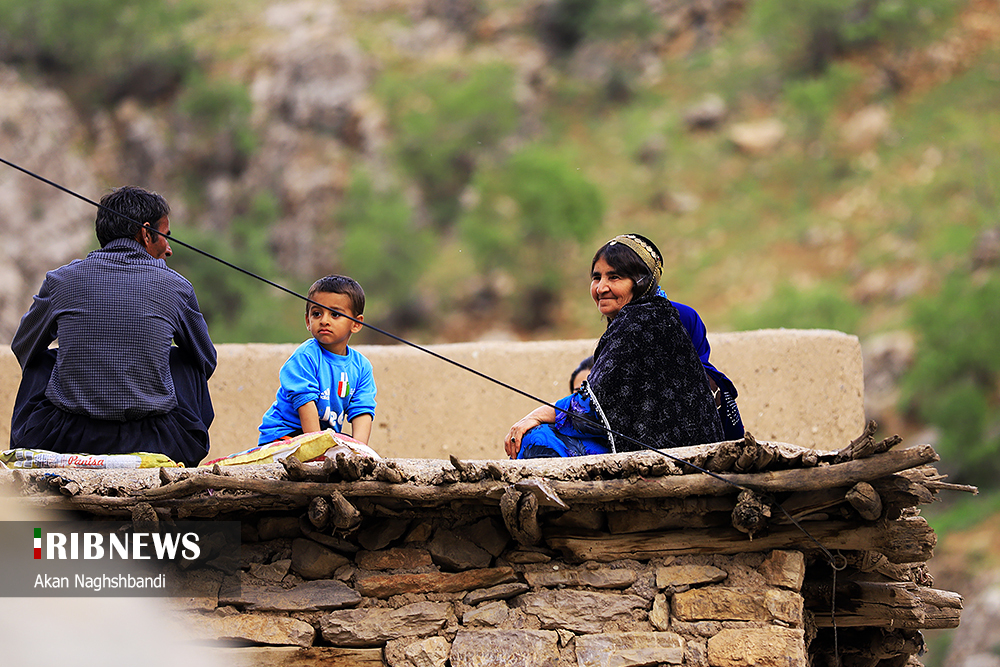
(305, 291, 363, 354)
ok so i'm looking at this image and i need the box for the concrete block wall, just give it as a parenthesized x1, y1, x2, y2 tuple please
(0, 329, 865, 460)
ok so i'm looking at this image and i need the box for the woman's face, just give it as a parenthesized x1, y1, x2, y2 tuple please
(591, 256, 635, 319)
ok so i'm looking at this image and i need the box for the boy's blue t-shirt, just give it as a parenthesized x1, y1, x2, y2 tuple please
(258, 338, 377, 444)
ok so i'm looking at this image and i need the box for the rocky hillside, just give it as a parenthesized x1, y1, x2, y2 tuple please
(4, 0, 999, 463)
(2, 0, 997, 430)
(2, 2, 999, 663)
(4, 0, 994, 344)
(4, 0, 998, 441)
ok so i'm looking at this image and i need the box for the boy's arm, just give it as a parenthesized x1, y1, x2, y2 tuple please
(349, 413, 373, 444)
(297, 401, 322, 434)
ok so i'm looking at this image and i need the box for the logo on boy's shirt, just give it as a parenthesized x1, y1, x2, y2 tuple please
(318, 386, 348, 431)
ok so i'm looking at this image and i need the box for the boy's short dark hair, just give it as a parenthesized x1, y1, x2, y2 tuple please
(307, 275, 365, 316)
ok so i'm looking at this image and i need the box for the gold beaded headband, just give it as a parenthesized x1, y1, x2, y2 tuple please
(607, 234, 662, 296)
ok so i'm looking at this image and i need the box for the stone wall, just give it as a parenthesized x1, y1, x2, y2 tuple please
(7, 436, 954, 667)
(0, 329, 866, 461)
(178, 511, 808, 667)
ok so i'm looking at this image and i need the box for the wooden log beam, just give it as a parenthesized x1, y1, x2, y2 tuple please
(836, 420, 879, 462)
(846, 482, 883, 521)
(308, 496, 330, 529)
(328, 491, 362, 530)
(21, 491, 310, 517)
(544, 445, 939, 502)
(803, 580, 921, 609)
(915, 586, 963, 609)
(546, 515, 935, 564)
(131, 443, 939, 503)
(500, 487, 524, 544)
(607, 496, 734, 533)
(18, 445, 940, 517)
(812, 603, 960, 629)
(518, 492, 543, 546)
(775, 486, 850, 522)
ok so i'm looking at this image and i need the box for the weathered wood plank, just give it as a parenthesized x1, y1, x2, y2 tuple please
(546, 516, 935, 564)
(203, 646, 384, 666)
(812, 603, 961, 629)
(132, 444, 939, 503)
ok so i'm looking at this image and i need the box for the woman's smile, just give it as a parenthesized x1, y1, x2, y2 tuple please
(590, 257, 635, 319)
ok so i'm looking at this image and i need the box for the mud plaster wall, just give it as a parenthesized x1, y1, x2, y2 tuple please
(0, 329, 864, 460)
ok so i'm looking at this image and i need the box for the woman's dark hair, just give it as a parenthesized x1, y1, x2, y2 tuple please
(569, 355, 594, 393)
(591, 234, 663, 298)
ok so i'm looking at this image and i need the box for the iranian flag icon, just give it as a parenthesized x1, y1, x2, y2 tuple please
(34, 527, 41, 559)
(337, 372, 350, 398)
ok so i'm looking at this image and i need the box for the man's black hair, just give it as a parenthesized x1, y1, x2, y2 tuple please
(95, 186, 170, 248)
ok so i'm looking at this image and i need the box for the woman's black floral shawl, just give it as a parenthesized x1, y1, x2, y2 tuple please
(588, 295, 724, 451)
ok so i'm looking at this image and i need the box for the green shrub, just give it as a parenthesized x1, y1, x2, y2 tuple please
(377, 62, 519, 227)
(900, 268, 1000, 484)
(168, 191, 303, 343)
(748, 0, 954, 76)
(336, 169, 433, 328)
(174, 72, 257, 172)
(732, 282, 862, 333)
(459, 145, 604, 329)
(0, 0, 200, 106)
(538, 0, 658, 53)
(783, 62, 862, 138)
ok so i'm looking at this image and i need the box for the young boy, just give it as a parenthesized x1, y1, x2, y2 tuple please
(257, 275, 376, 445)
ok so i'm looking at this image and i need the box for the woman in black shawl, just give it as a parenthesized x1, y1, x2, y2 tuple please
(504, 234, 724, 458)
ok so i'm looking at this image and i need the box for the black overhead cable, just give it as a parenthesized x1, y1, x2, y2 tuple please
(0, 153, 843, 569)
(4, 152, 848, 658)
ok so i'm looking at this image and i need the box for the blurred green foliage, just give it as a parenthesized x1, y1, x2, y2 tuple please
(169, 191, 303, 343)
(459, 145, 604, 329)
(926, 489, 1000, 539)
(731, 282, 863, 333)
(0, 0, 200, 106)
(337, 169, 434, 326)
(900, 267, 1000, 485)
(174, 72, 257, 174)
(783, 62, 861, 138)
(538, 0, 658, 53)
(376, 62, 519, 227)
(3, 0, 998, 496)
(748, 0, 955, 75)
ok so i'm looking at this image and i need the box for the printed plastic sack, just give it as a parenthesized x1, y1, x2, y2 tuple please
(0, 449, 182, 469)
(203, 429, 380, 467)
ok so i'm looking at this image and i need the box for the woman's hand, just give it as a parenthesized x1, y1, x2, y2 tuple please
(504, 416, 538, 458)
(504, 406, 557, 458)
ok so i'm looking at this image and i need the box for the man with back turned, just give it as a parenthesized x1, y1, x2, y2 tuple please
(10, 185, 216, 467)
